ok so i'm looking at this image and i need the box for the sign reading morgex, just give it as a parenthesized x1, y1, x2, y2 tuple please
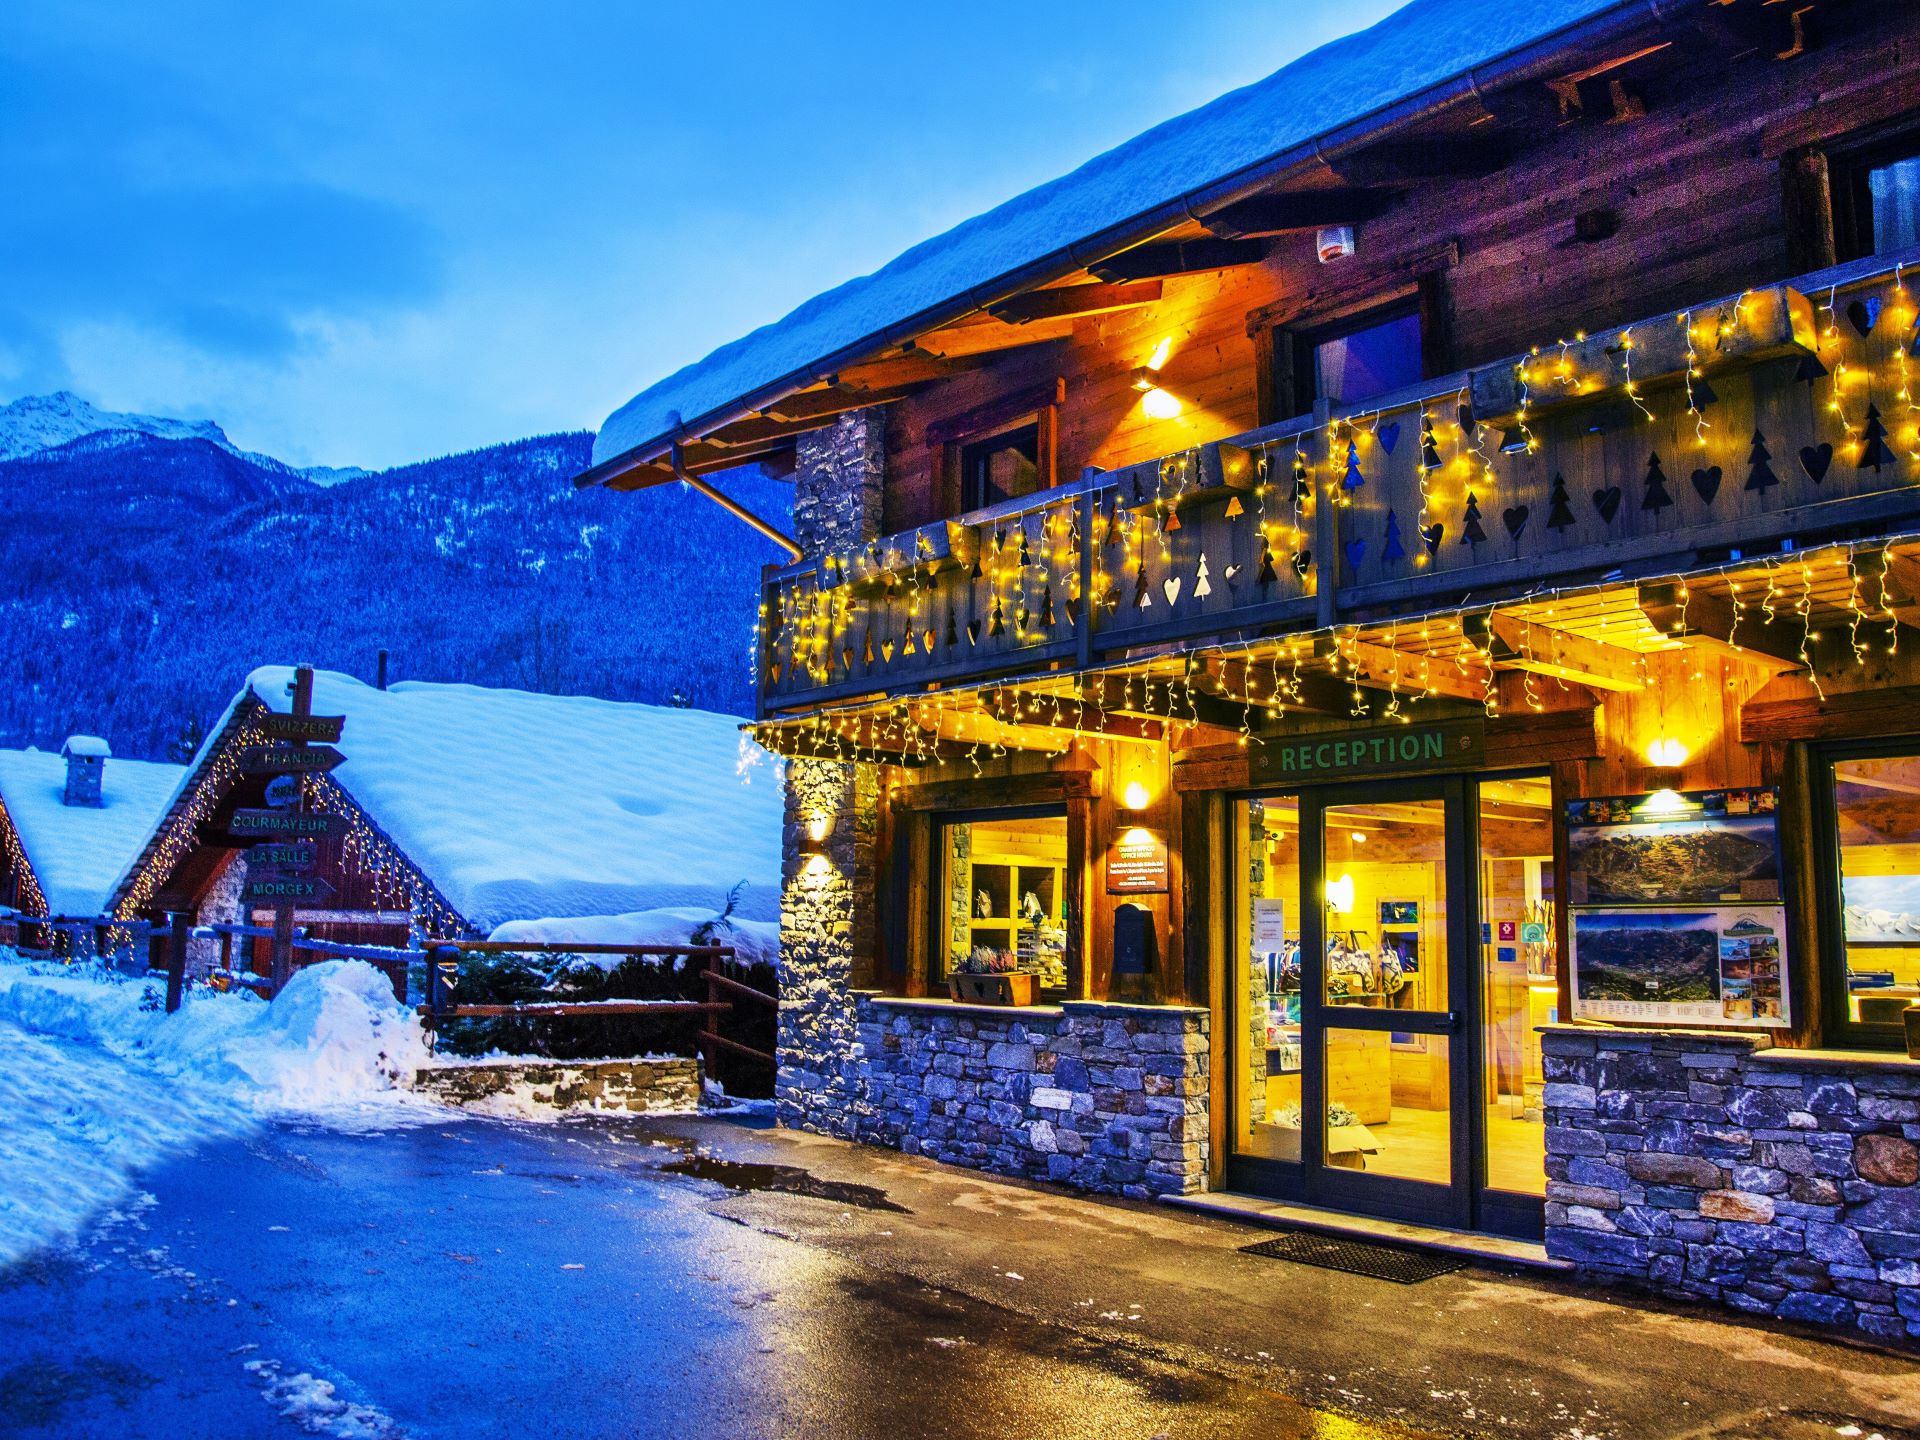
(1248, 719, 1486, 785)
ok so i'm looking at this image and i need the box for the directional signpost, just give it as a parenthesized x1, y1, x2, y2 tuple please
(247, 666, 349, 995)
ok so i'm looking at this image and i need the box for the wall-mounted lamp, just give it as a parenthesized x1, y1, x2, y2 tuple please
(1644, 736, 1689, 769)
(1133, 337, 1182, 420)
(1325, 873, 1356, 914)
(1350, 830, 1368, 843)
(1643, 788, 1689, 816)
(1121, 780, 1152, 811)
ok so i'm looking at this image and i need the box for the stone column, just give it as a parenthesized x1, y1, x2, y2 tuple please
(776, 410, 885, 1136)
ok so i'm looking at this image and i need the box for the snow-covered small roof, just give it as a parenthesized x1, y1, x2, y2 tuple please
(241, 668, 782, 931)
(60, 735, 111, 759)
(593, 0, 1626, 467)
(0, 749, 184, 916)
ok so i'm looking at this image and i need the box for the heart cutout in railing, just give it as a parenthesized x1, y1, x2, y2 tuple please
(1799, 442, 1833, 483)
(1690, 466, 1722, 503)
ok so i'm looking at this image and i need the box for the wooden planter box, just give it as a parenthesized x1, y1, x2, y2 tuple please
(948, 972, 1037, 1006)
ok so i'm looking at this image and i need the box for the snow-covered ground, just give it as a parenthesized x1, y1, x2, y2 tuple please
(0, 956, 430, 1268)
(490, 905, 780, 968)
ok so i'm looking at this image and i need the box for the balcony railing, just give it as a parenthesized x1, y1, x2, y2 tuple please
(757, 248, 1920, 718)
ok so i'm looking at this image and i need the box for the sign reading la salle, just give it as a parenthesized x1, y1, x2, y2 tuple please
(1248, 719, 1486, 784)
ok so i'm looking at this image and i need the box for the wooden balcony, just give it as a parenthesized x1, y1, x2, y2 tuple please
(757, 249, 1920, 725)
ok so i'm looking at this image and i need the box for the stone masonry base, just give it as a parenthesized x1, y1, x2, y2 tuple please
(415, 1056, 701, 1114)
(1543, 1027, 1920, 1344)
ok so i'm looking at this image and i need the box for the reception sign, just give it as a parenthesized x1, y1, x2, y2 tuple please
(1249, 719, 1484, 784)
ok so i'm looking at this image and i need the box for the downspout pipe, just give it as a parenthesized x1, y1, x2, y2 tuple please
(586, 0, 1670, 488)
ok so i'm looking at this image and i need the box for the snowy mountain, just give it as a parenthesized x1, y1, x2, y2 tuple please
(0, 391, 367, 485)
(0, 425, 789, 760)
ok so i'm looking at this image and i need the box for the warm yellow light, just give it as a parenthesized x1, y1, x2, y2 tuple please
(802, 853, 833, 877)
(1146, 335, 1173, 372)
(1141, 385, 1182, 420)
(1325, 873, 1355, 914)
(1122, 780, 1152, 811)
(1350, 830, 1367, 843)
(1121, 825, 1156, 847)
(1643, 788, 1688, 815)
(806, 812, 831, 843)
(1645, 737, 1689, 769)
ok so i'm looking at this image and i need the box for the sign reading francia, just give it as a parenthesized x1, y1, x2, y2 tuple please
(1250, 721, 1486, 783)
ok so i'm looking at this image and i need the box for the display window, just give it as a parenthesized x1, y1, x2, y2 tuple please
(936, 808, 1069, 1001)
(1818, 743, 1920, 1045)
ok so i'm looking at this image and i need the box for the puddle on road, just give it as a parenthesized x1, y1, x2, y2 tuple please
(659, 1155, 909, 1213)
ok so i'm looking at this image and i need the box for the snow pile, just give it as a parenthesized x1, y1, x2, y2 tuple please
(0, 747, 184, 915)
(489, 905, 780, 969)
(243, 1359, 401, 1440)
(595, 0, 1622, 464)
(225, 667, 783, 931)
(0, 959, 431, 1267)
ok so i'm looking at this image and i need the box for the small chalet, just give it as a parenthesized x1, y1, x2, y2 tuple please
(109, 667, 783, 982)
(0, 737, 183, 951)
(582, 0, 1920, 1339)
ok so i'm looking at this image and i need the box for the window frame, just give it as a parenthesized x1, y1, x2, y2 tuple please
(927, 378, 1063, 523)
(1828, 116, 1920, 264)
(928, 803, 1070, 992)
(1808, 734, 1920, 1050)
(1284, 296, 1426, 418)
(958, 420, 1043, 514)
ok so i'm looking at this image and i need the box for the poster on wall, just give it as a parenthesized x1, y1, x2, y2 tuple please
(1570, 906, 1790, 1027)
(1566, 787, 1780, 906)
(1840, 874, 1920, 944)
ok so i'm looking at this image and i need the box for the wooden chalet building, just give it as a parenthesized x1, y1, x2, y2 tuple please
(110, 667, 782, 988)
(585, 0, 1920, 1338)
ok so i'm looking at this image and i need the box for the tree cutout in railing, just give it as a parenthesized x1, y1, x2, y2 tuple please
(1377, 420, 1400, 454)
(1290, 448, 1310, 503)
(1799, 442, 1833, 484)
(1194, 553, 1213, 599)
(1546, 473, 1576, 531)
(1462, 491, 1487, 545)
(1847, 295, 1881, 337)
(1038, 585, 1055, 628)
(1860, 404, 1897, 472)
(1642, 452, 1674, 514)
(1690, 465, 1722, 504)
(1256, 539, 1278, 587)
(1457, 402, 1477, 438)
(1102, 497, 1121, 546)
(1133, 562, 1151, 609)
(841, 645, 853, 674)
(988, 597, 1006, 637)
(1420, 414, 1442, 472)
(969, 549, 983, 580)
(1795, 350, 1829, 385)
(1343, 437, 1365, 491)
(902, 625, 918, 657)
(881, 638, 896, 663)
(1421, 522, 1444, 556)
(863, 627, 875, 666)
(1014, 598, 1029, 633)
(1017, 529, 1031, 565)
(1162, 506, 1182, 533)
(1751, 426, 1774, 495)
(1382, 510, 1406, 564)
(945, 608, 959, 648)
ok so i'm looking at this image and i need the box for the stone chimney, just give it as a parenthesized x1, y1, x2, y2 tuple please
(60, 735, 110, 807)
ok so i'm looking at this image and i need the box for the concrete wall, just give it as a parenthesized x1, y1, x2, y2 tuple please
(1543, 1027, 1920, 1343)
(853, 997, 1209, 1198)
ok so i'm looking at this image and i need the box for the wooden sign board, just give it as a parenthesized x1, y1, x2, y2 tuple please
(1108, 825, 1170, 894)
(251, 842, 317, 872)
(239, 745, 345, 776)
(260, 713, 346, 743)
(230, 809, 345, 838)
(243, 872, 336, 903)
(1248, 719, 1486, 785)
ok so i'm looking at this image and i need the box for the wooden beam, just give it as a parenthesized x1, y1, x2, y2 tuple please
(1742, 678, 1920, 744)
(701, 412, 838, 449)
(831, 353, 983, 392)
(760, 383, 924, 423)
(1317, 635, 1485, 702)
(1198, 190, 1392, 239)
(985, 280, 1163, 325)
(1637, 580, 1807, 669)
(923, 379, 1065, 447)
(1483, 613, 1647, 693)
(1324, 135, 1516, 186)
(1079, 674, 1252, 731)
(1864, 549, 1920, 631)
(1203, 657, 1377, 717)
(910, 316, 1077, 358)
(980, 690, 1166, 745)
(1089, 238, 1269, 284)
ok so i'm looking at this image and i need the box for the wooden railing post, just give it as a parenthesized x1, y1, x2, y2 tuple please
(165, 911, 189, 1014)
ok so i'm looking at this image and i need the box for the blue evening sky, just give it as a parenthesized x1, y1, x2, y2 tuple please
(0, 2, 1402, 470)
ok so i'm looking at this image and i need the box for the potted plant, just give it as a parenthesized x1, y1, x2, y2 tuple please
(948, 946, 1037, 1006)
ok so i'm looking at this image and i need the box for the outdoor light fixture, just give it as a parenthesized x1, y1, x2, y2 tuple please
(1134, 337, 1182, 419)
(1350, 830, 1368, 843)
(1122, 780, 1152, 811)
(805, 811, 831, 845)
(1141, 386, 1183, 420)
(1645, 736, 1689, 768)
(1325, 873, 1356, 914)
(1643, 788, 1689, 816)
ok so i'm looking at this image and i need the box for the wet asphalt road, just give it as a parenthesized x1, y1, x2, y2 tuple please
(0, 1115, 1421, 1440)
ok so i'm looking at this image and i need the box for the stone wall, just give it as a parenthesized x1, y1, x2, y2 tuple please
(851, 996, 1209, 1198)
(415, 1056, 701, 1113)
(777, 409, 885, 1138)
(1542, 1027, 1920, 1343)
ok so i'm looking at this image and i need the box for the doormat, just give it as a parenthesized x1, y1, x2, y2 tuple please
(1239, 1230, 1465, 1283)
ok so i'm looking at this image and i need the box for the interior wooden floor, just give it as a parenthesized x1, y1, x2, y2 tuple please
(1241, 1104, 1545, 1195)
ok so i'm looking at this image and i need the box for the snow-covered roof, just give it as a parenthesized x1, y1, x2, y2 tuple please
(0, 749, 184, 916)
(60, 735, 110, 759)
(240, 668, 782, 931)
(593, 0, 1628, 467)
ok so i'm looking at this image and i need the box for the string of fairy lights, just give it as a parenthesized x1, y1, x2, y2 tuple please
(750, 260, 1920, 765)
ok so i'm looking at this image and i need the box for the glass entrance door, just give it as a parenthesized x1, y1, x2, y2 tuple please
(1302, 781, 1470, 1228)
(1229, 774, 1553, 1237)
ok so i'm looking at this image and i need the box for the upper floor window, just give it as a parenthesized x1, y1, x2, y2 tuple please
(1279, 300, 1428, 418)
(1834, 129, 1920, 261)
(960, 421, 1041, 512)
